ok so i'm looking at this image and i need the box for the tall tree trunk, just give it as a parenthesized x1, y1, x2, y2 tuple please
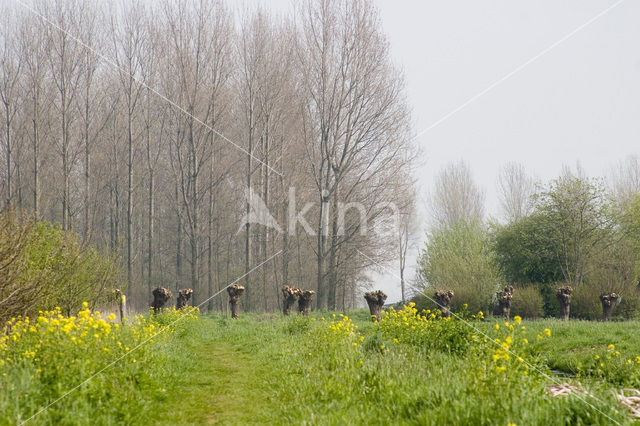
(244, 125, 253, 311)
(175, 183, 182, 293)
(4, 107, 11, 209)
(32, 111, 39, 218)
(126, 114, 133, 284)
(207, 182, 214, 312)
(328, 183, 339, 310)
(147, 170, 154, 296)
(61, 103, 69, 230)
(83, 112, 90, 240)
(261, 134, 270, 312)
(317, 189, 329, 309)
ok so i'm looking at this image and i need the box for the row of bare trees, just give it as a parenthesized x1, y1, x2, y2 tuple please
(0, 0, 415, 312)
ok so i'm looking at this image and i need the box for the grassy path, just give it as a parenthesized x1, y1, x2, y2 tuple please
(144, 313, 637, 425)
(152, 317, 277, 425)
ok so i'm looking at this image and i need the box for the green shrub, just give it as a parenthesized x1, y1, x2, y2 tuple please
(284, 315, 312, 335)
(0, 211, 123, 324)
(616, 290, 640, 319)
(570, 285, 602, 320)
(510, 285, 544, 319)
(538, 282, 561, 317)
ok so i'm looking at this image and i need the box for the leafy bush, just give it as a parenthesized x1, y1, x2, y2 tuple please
(0, 211, 123, 323)
(570, 285, 603, 320)
(417, 220, 502, 312)
(616, 291, 640, 319)
(538, 282, 561, 317)
(283, 315, 313, 335)
(510, 285, 544, 319)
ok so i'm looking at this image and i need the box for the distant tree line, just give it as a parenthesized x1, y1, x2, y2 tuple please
(0, 0, 415, 312)
(417, 159, 640, 320)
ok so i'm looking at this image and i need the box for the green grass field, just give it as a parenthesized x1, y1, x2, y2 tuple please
(4, 307, 640, 425)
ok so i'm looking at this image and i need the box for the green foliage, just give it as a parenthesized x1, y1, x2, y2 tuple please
(534, 175, 614, 286)
(510, 285, 544, 319)
(283, 315, 313, 335)
(539, 283, 562, 318)
(378, 304, 475, 354)
(0, 211, 123, 323)
(492, 214, 563, 284)
(418, 220, 502, 312)
(570, 285, 605, 320)
(491, 173, 640, 319)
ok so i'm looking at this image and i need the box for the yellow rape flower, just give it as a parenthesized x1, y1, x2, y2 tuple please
(543, 328, 551, 337)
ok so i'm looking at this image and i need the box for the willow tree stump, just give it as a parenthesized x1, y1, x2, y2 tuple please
(227, 284, 245, 319)
(297, 290, 315, 316)
(282, 286, 301, 316)
(600, 292, 620, 321)
(434, 290, 454, 318)
(364, 290, 387, 322)
(152, 287, 172, 314)
(176, 288, 194, 309)
(556, 286, 572, 320)
(496, 285, 514, 320)
(114, 289, 126, 323)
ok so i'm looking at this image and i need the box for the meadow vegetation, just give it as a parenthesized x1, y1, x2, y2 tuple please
(4, 304, 640, 424)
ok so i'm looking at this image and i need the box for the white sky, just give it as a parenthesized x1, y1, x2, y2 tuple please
(250, 0, 640, 303)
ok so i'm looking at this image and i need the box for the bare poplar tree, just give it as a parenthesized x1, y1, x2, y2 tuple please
(110, 0, 148, 285)
(297, 0, 414, 309)
(76, 4, 105, 241)
(18, 12, 51, 217)
(45, 0, 86, 230)
(497, 162, 535, 223)
(162, 0, 233, 305)
(430, 160, 485, 228)
(0, 10, 22, 209)
(609, 155, 640, 203)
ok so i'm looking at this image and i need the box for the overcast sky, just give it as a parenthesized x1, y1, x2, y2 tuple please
(250, 0, 640, 302)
